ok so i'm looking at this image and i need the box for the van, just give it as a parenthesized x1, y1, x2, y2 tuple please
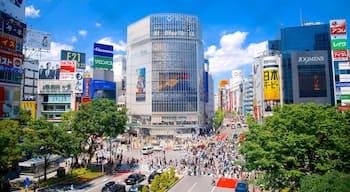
(141, 146, 153, 155)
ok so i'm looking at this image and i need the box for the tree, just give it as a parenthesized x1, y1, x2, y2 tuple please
(300, 171, 350, 192)
(71, 99, 127, 164)
(23, 118, 66, 181)
(0, 119, 22, 184)
(150, 175, 160, 192)
(213, 110, 225, 129)
(239, 103, 350, 190)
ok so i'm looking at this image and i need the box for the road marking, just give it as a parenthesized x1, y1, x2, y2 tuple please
(210, 186, 216, 192)
(102, 178, 108, 182)
(187, 182, 197, 192)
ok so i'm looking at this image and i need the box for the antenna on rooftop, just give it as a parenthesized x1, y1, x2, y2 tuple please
(299, 7, 303, 26)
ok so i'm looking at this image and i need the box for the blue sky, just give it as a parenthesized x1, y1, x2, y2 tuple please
(25, 0, 350, 91)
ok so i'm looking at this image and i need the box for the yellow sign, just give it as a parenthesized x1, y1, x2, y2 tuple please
(20, 101, 36, 119)
(264, 69, 280, 100)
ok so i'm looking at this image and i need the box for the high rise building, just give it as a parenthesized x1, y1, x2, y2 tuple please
(280, 22, 333, 105)
(126, 13, 206, 136)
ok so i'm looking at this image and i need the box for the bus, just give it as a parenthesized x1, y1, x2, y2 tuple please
(18, 155, 63, 178)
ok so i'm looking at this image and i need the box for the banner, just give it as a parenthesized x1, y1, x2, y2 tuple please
(25, 29, 51, 50)
(136, 68, 146, 101)
(74, 71, 84, 93)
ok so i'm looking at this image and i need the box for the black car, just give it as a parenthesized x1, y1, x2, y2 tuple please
(102, 182, 126, 192)
(125, 173, 146, 185)
(128, 184, 149, 192)
(148, 171, 162, 184)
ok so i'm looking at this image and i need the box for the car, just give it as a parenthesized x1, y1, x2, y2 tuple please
(102, 182, 126, 192)
(148, 171, 162, 184)
(173, 144, 183, 151)
(125, 173, 146, 185)
(152, 145, 164, 151)
(235, 181, 249, 192)
(141, 146, 153, 155)
(128, 184, 149, 192)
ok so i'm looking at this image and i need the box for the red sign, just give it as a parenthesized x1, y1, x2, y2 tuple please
(0, 52, 22, 68)
(330, 19, 347, 35)
(60, 60, 75, 73)
(333, 50, 349, 61)
(81, 97, 91, 104)
(83, 78, 91, 97)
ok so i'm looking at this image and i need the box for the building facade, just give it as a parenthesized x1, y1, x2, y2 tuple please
(280, 22, 333, 105)
(126, 13, 206, 137)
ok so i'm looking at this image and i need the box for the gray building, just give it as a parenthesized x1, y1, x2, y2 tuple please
(126, 13, 205, 137)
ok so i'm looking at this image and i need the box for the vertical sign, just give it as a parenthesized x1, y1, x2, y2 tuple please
(263, 67, 280, 112)
(136, 68, 146, 101)
(330, 19, 350, 106)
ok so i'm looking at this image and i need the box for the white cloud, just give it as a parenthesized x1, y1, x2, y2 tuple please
(97, 37, 126, 52)
(71, 36, 77, 43)
(78, 30, 87, 37)
(25, 5, 40, 18)
(40, 42, 73, 61)
(95, 22, 101, 27)
(205, 31, 267, 74)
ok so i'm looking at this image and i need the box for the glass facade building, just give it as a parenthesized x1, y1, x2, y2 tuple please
(126, 14, 205, 136)
(280, 23, 333, 104)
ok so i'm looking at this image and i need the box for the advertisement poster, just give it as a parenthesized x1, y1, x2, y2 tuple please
(0, 86, 20, 119)
(59, 60, 76, 80)
(38, 61, 60, 79)
(263, 69, 280, 112)
(61, 50, 86, 70)
(136, 68, 146, 101)
(25, 29, 51, 50)
(75, 71, 84, 93)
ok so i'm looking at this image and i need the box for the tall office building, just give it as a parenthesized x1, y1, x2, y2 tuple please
(126, 13, 205, 136)
(280, 22, 333, 105)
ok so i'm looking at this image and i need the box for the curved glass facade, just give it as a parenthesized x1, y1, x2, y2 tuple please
(150, 14, 202, 112)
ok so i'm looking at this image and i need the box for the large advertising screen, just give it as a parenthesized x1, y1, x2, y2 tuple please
(263, 68, 280, 112)
(91, 80, 116, 100)
(158, 72, 191, 91)
(25, 29, 51, 50)
(136, 68, 146, 101)
(0, 85, 20, 119)
(61, 50, 86, 70)
(39, 60, 60, 79)
(298, 65, 327, 97)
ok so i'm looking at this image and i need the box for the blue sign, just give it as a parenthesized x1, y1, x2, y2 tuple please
(24, 176, 30, 186)
(336, 82, 350, 87)
(93, 43, 113, 58)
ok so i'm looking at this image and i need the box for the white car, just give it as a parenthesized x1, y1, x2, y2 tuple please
(152, 145, 164, 151)
(173, 144, 183, 151)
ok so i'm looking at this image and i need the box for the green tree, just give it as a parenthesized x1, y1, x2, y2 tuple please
(71, 99, 127, 164)
(213, 110, 225, 129)
(300, 171, 350, 192)
(19, 108, 32, 126)
(239, 103, 350, 190)
(160, 171, 169, 189)
(0, 119, 22, 182)
(23, 118, 66, 181)
(150, 175, 160, 192)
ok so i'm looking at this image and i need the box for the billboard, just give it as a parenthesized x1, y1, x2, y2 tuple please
(0, 85, 20, 119)
(298, 65, 327, 97)
(61, 50, 86, 70)
(263, 68, 280, 112)
(83, 78, 91, 97)
(158, 72, 191, 91)
(59, 60, 76, 80)
(0, 11, 26, 38)
(0, 0, 26, 22)
(38, 60, 60, 79)
(136, 68, 146, 101)
(25, 29, 51, 50)
(91, 80, 116, 100)
(74, 71, 84, 93)
(330, 19, 347, 35)
(93, 43, 113, 69)
(0, 33, 23, 52)
(331, 39, 348, 50)
(219, 80, 229, 88)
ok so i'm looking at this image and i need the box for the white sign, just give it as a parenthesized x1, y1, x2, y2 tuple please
(25, 29, 51, 50)
(0, 0, 26, 22)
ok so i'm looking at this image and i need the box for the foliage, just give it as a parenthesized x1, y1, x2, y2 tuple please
(71, 99, 128, 164)
(150, 174, 160, 192)
(239, 103, 350, 190)
(19, 108, 32, 126)
(213, 110, 225, 129)
(141, 185, 149, 192)
(0, 119, 22, 175)
(300, 171, 350, 192)
(160, 171, 169, 190)
(22, 118, 67, 181)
